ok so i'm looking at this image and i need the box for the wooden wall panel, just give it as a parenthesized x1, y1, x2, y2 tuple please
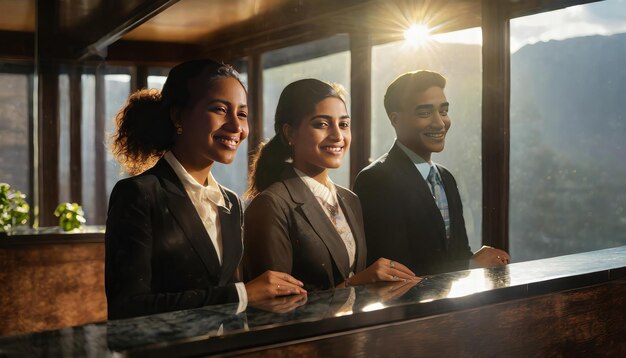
(0, 243, 106, 335)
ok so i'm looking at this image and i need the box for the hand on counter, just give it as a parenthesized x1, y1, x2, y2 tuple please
(342, 258, 421, 287)
(245, 270, 307, 302)
(471, 246, 510, 268)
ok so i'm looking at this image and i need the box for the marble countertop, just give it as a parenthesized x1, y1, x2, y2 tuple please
(1, 246, 625, 357)
(0, 226, 105, 246)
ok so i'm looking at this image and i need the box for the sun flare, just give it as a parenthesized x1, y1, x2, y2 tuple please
(404, 24, 431, 46)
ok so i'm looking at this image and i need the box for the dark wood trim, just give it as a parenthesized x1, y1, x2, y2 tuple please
(69, 65, 82, 204)
(106, 40, 200, 67)
(0, 62, 34, 74)
(131, 65, 149, 93)
(75, 0, 182, 61)
(200, 0, 376, 61)
(37, 65, 60, 227)
(506, 0, 603, 19)
(94, 66, 107, 225)
(481, 0, 510, 251)
(0, 31, 34, 62)
(202, 0, 481, 62)
(36, 0, 60, 227)
(0, 32, 198, 66)
(27, 73, 35, 225)
(349, 33, 372, 186)
(262, 34, 349, 69)
(246, 54, 264, 164)
(0, 229, 104, 247)
(204, 24, 333, 63)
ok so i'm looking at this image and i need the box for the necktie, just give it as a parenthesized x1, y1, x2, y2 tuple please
(427, 166, 451, 243)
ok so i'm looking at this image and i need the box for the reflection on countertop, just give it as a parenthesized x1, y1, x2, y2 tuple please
(1, 246, 625, 357)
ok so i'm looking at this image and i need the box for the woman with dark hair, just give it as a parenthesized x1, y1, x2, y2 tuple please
(106, 59, 305, 320)
(243, 78, 419, 291)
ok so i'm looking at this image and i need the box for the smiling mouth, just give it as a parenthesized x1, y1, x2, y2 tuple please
(321, 145, 344, 154)
(215, 135, 240, 149)
(424, 132, 445, 140)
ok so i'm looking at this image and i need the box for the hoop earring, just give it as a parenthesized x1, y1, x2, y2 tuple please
(176, 126, 183, 135)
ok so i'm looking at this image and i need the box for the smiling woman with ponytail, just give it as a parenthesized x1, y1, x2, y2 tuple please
(105, 59, 305, 320)
(243, 79, 420, 292)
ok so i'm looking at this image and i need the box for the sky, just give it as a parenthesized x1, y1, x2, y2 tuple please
(429, 0, 626, 53)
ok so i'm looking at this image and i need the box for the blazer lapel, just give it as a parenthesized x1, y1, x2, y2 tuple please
(388, 144, 447, 245)
(153, 159, 221, 277)
(336, 188, 367, 273)
(282, 168, 351, 280)
(217, 187, 242, 286)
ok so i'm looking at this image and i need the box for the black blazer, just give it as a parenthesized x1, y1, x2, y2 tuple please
(243, 167, 367, 291)
(353, 142, 473, 276)
(105, 158, 243, 320)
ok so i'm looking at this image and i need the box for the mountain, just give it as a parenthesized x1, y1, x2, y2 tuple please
(511, 33, 626, 176)
(509, 33, 626, 260)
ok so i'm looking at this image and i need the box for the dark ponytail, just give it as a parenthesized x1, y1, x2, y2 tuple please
(245, 78, 346, 199)
(111, 89, 173, 175)
(245, 136, 292, 198)
(111, 59, 244, 175)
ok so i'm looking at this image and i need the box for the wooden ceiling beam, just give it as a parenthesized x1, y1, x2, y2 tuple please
(0, 31, 34, 62)
(0, 31, 198, 66)
(74, 0, 181, 61)
(197, 0, 378, 60)
(505, 0, 602, 19)
(104, 40, 201, 67)
(201, 0, 483, 62)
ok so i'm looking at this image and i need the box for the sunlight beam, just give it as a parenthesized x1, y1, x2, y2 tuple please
(404, 24, 431, 46)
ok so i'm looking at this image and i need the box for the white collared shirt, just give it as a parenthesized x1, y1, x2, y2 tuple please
(396, 140, 442, 185)
(294, 167, 356, 269)
(164, 151, 247, 312)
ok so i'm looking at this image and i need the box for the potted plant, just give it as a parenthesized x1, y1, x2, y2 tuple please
(54, 202, 86, 232)
(0, 183, 30, 234)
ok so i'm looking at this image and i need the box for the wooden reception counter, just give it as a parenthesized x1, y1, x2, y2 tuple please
(1, 246, 625, 357)
(0, 227, 106, 335)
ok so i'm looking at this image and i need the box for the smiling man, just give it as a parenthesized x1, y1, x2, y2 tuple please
(353, 70, 510, 276)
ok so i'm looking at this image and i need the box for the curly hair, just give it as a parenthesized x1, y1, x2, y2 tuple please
(110, 59, 244, 175)
(111, 89, 171, 175)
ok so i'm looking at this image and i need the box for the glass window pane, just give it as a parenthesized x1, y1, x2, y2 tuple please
(263, 41, 351, 187)
(105, 72, 131, 206)
(147, 75, 167, 91)
(81, 70, 132, 225)
(0, 69, 31, 204)
(58, 73, 70, 203)
(371, 28, 483, 251)
(81, 74, 96, 224)
(510, 0, 626, 261)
